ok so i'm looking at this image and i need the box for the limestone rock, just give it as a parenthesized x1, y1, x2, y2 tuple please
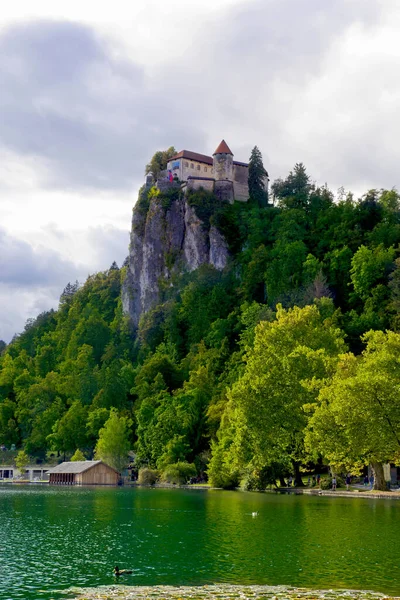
(122, 195, 230, 327)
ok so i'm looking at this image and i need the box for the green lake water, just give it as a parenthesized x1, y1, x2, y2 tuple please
(1, 485, 400, 600)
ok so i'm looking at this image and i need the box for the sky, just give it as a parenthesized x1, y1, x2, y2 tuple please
(0, 0, 399, 342)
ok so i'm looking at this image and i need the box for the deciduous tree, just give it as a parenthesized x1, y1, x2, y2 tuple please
(95, 408, 132, 473)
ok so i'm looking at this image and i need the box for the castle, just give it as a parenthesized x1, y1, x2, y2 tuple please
(163, 140, 269, 203)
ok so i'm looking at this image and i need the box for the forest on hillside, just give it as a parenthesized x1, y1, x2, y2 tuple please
(1, 162, 400, 490)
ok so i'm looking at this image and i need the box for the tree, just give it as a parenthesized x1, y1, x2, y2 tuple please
(71, 449, 86, 461)
(272, 163, 312, 210)
(59, 281, 80, 307)
(209, 302, 346, 486)
(248, 146, 268, 207)
(306, 330, 400, 490)
(47, 400, 88, 458)
(95, 408, 132, 473)
(0, 340, 6, 355)
(350, 244, 395, 302)
(145, 147, 176, 181)
(15, 450, 29, 474)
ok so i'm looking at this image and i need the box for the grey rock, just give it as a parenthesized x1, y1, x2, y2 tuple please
(122, 195, 230, 327)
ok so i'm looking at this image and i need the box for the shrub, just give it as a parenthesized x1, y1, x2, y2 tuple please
(320, 475, 344, 490)
(161, 461, 197, 485)
(187, 189, 227, 230)
(240, 463, 286, 491)
(138, 468, 159, 485)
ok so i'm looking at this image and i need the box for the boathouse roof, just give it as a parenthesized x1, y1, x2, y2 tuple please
(46, 460, 118, 474)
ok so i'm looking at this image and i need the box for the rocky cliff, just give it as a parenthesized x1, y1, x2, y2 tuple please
(122, 190, 229, 327)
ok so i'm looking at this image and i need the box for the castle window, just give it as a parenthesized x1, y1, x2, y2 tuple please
(197, 164, 200, 170)
(184, 161, 189, 167)
(190, 163, 194, 169)
(204, 167, 207, 172)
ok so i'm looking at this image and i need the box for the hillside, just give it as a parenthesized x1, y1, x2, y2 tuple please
(1, 162, 400, 490)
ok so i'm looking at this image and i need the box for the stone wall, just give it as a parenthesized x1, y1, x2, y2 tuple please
(215, 180, 234, 203)
(233, 181, 249, 202)
(233, 163, 248, 184)
(214, 153, 233, 181)
(187, 177, 215, 193)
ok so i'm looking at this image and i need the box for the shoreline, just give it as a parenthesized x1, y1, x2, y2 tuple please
(68, 583, 400, 600)
(2, 480, 400, 501)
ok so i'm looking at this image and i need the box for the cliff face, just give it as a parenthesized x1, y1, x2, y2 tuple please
(122, 194, 229, 327)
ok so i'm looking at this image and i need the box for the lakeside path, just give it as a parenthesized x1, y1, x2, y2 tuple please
(289, 488, 400, 500)
(157, 483, 400, 501)
(69, 584, 400, 600)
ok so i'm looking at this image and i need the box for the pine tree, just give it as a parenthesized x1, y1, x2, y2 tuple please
(248, 146, 268, 207)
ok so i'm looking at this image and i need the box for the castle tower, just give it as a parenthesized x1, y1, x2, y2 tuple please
(213, 140, 233, 181)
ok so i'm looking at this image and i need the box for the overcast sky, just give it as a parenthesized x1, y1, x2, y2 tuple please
(0, 0, 399, 342)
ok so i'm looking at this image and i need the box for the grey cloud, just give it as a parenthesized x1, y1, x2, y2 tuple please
(85, 226, 130, 271)
(0, 225, 129, 341)
(0, 283, 60, 342)
(0, 1, 397, 196)
(0, 227, 79, 287)
(0, 20, 206, 191)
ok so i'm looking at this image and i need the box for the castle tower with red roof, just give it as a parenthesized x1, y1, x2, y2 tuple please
(213, 140, 234, 182)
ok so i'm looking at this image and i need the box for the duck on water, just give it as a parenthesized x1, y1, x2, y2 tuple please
(114, 565, 133, 576)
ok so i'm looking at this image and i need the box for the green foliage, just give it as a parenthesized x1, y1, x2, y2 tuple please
(138, 467, 159, 485)
(248, 146, 268, 207)
(145, 147, 176, 181)
(272, 163, 312, 210)
(187, 189, 227, 230)
(306, 330, 400, 486)
(350, 244, 395, 301)
(240, 463, 286, 491)
(320, 475, 344, 490)
(95, 408, 132, 472)
(48, 400, 88, 456)
(208, 303, 346, 487)
(15, 450, 29, 472)
(161, 461, 197, 484)
(71, 449, 86, 461)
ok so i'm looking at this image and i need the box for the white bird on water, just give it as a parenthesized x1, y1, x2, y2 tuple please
(252, 511, 258, 517)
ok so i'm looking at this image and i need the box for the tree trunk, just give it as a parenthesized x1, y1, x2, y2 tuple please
(293, 461, 304, 487)
(371, 462, 387, 491)
(279, 476, 286, 487)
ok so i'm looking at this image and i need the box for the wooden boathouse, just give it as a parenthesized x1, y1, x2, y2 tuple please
(47, 460, 119, 486)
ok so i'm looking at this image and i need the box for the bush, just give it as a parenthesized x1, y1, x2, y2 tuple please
(187, 189, 227, 230)
(138, 468, 159, 485)
(161, 461, 197, 485)
(320, 475, 344, 490)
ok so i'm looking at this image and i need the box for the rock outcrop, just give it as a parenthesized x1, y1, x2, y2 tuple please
(122, 194, 229, 327)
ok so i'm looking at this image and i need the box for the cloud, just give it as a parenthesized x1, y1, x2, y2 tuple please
(1, 2, 395, 196)
(0, 20, 208, 192)
(0, 283, 60, 343)
(0, 227, 78, 287)
(0, 225, 129, 341)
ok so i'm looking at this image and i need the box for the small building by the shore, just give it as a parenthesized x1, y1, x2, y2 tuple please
(0, 464, 51, 481)
(47, 460, 119, 486)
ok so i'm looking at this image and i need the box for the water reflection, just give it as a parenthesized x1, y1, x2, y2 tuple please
(1, 486, 400, 600)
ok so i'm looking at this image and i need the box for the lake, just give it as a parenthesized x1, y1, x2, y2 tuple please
(1, 485, 400, 600)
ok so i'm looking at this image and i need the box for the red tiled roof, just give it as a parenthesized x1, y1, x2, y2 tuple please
(169, 146, 248, 166)
(169, 150, 213, 165)
(214, 140, 233, 155)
